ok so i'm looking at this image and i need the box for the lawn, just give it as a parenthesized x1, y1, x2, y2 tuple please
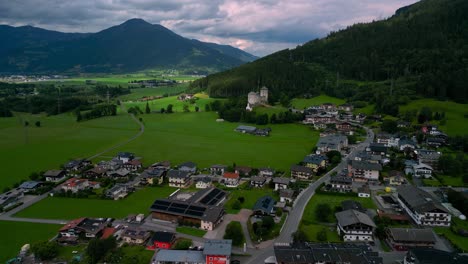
(56, 244, 86, 262)
(254, 105, 289, 117)
(122, 95, 218, 113)
(437, 175, 467, 187)
(0, 112, 138, 191)
(119, 245, 154, 263)
(422, 178, 443, 187)
(15, 186, 176, 220)
(224, 187, 280, 214)
(299, 224, 341, 242)
(399, 98, 468, 135)
(291, 95, 345, 109)
(103, 111, 319, 172)
(0, 221, 61, 263)
(433, 227, 468, 252)
(119, 85, 187, 101)
(176, 226, 207, 237)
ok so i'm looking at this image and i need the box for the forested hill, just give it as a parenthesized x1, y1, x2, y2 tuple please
(0, 19, 256, 74)
(190, 0, 468, 104)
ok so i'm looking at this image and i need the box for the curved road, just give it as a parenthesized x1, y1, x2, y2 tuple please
(245, 126, 374, 264)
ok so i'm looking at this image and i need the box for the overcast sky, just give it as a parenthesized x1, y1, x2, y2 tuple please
(0, 0, 419, 56)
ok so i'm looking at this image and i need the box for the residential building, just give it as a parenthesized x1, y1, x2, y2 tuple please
(412, 163, 433, 178)
(273, 177, 290, 191)
(316, 134, 348, 153)
(259, 167, 275, 177)
(123, 159, 142, 171)
(121, 227, 151, 245)
(147, 231, 176, 250)
(223, 172, 240, 187)
(367, 143, 388, 155)
(107, 168, 131, 179)
(397, 185, 451, 227)
(210, 164, 227, 175)
(274, 243, 382, 264)
(44, 170, 67, 182)
(336, 122, 353, 135)
(59, 218, 107, 238)
(195, 177, 212, 189)
(290, 165, 313, 180)
(329, 175, 352, 192)
(335, 209, 376, 242)
(64, 159, 91, 174)
(348, 160, 382, 182)
(386, 228, 435, 251)
(338, 103, 354, 112)
(203, 239, 232, 264)
(179, 161, 197, 173)
(151, 161, 171, 171)
(235, 166, 252, 176)
(18, 181, 42, 193)
(302, 154, 327, 172)
(358, 185, 371, 198)
(253, 196, 276, 216)
(416, 149, 441, 170)
(250, 176, 268, 188)
(280, 189, 294, 203)
(117, 152, 134, 163)
(426, 137, 445, 148)
(399, 138, 417, 151)
(168, 170, 192, 188)
(141, 168, 165, 185)
(153, 250, 205, 264)
(85, 166, 108, 178)
(376, 133, 400, 148)
(61, 178, 100, 193)
(387, 171, 406, 186)
(106, 184, 130, 200)
(404, 248, 468, 264)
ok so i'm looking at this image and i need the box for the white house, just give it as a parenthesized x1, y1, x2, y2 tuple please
(195, 177, 212, 189)
(222, 172, 240, 188)
(335, 209, 376, 242)
(412, 163, 433, 179)
(44, 170, 67, 182)
(273, 177, 290, 191)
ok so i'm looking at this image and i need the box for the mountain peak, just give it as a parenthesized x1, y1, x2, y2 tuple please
(121, 18, 151, 26)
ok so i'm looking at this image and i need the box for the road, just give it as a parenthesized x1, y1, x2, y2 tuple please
(245, 127, 374, 264)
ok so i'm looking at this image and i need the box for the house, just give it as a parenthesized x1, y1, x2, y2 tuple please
(168, 170, 192, 188)
(280, 189, 294, 203)
(367, 143, 388, 155)
(123, 159, 142, 171)
(412, 163, 433, 178)
(195, 177, 212, 189)
(85, 166, 108, 178)
(141, 168, 165, 185)
(106, 184, 130, 200)
(121, 227, 151, 245)
(302, 154, 327, 172)
(107, 168, 131, 179)
(64, 159, 91, 174)
(223, 172, 240, 187)
(273, 177, 290, 191)
(329, 175, 352, 192)
(19, 181, 42, 193)
(0, 188, 24, 210)
(387, 171, 406, 186)
(274, 243, 382, 264)
(117, 152, 134, 163)
(61, 178, 100, 193)
(250, 176, 268, 188)
(179, 161, 197, 173)
(147, 231, 176, 250)
(376, 133, 400, 148)
(358, 185, 371, 198)
(415, 149, 441, 170)
(397, 185, 451, 227)
(399, 138, 417, 151)
(355, 151, 383, 164)
(335, 209, 376, 241)
(210, 164, 227, 175)
(235, 166, 252, 176)
(348, 160, 382, 182)
(316, 134, 348, 153)
(59, 217, 107, 238)
(153, 250, 205, 264)
(259, 167, 275, 177)
(404, 248, 468, 264)
(336, 122, 353, 135)
(386, 228, 436, 251)
(338, 103, 354, 112)
(44, 170, 67, 182)
(203, 239, 232, 264)
(253, 196, 276, 216)
(340, 112, 354, 122)
(151, 161, 171, 171)
(290, 165, 313, 180)
(426, 137, 445, 148)
(98, 159, 123, 171)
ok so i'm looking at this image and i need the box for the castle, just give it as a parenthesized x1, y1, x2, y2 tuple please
(246, 86, 269, 111)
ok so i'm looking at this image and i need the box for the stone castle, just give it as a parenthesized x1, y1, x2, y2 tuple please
(246, 86, 269, 111)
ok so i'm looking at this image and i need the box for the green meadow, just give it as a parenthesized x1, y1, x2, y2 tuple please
(0, 113, 138, 191)
(0, 221, 60, 263)
(122, 94, 218, 113)
(224, 187, 279, 214)
(119, 85, 187, 101)
(291, 95, 345, 109)
(103, 111, 319, 172)
(15, 186, 176, 219)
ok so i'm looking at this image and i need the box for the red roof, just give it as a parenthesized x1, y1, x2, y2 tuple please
(101, 227, 116, 239)
(60, 217, 86, 232)
(62, 178, 87, 188)
(223, 172, 239, 179)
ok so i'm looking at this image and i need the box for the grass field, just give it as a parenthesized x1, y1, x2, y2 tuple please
(0, 221, 60, 263)
(224, 187, 279, 214)
(176, 226, 207, 237)
(434, 227, 468, 252)
(119, 245, 154, 263)
(291, 95, 345, 109)
(400, 99, 468, 135)
(119, 85, 187, 101)
(0, 113, 138, 191)
(299, 224, 341, 242)
(122, 95, 218, 113)
(254, 105, 288, 117)
(15, 186, 176, 219)
(103, 112, 319, 172)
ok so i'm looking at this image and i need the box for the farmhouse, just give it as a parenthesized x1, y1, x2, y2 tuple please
(348, 160, 382, 182)
(250, 176, 268, 188)
(168, 170, 192, 188)
(85, 166, 108, 178)
(397, 185, 451, 227)
(44, 170, 67, 182)
(253, 196, 276, 216)
(302, 154, 327, 172)
(151, 161, 171, 171)
(329, 175, 352, 193)
(338, 103, 354, 112)
(147, 231, 176, 250)
(386, 228, 435, 251)
(273, 177, 290, 191)
(64, 159, 91, 174)
(120, 227, 151, 245)
(223, 172, 240, 187)
(195, 177, 212, 189)
(290, 165, 313, 180)
(123, 159, 142, 171)
(335, 209, 376, 242)
(150, 188, 227, 230)
(316, 134, 348, 153)
(107, 168, 131, 179)
(178, 161, 197, 173)
(412, 163, 433, 178)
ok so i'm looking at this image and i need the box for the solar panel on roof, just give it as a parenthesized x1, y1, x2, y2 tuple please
(188, 205, 205, 211)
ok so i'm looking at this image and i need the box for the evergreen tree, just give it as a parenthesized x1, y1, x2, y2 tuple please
(145, 102, 151, 114)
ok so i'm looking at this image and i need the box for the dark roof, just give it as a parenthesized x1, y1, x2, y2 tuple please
(150, 231, 175, 243)
(303, 154, 328, 165)
(141, 168, 165, 178)
(341, 200, 365, 212)
(235, 125, 257, 132)
(19, 181, 41, 189)
(369, 143, 388, 153)
(187, 187, 227, 206)
(155, 250, 204, 263)
(150, 198, 224, 223)
(118, 152, 134, 159)
(335, 209, 376, 228)
(250, 176, 267, 183)
(167, 169, 191, 179)
(407, 248, 468, 264)
(273, 177, 290, 185)
(280, 189, 294, 199)
(387, 228, 435, 243)
(358, 185, 371, 194)
(274, 243, 382, 264)
(330, 175, 352, 184)
(351, 160, 382, 171)
(43, 170, 66, 177)
(397, 185, 448, 214)
(122, 227, 151, 240)
(179, 161, 197, 169)
(253, 196, 276, 214)
(211, 164, 227, 169)
(203, 239, 232, 256)
(291, 165, 313, 174)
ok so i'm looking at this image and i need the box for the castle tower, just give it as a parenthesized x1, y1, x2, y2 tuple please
(260, 86, 268, 103)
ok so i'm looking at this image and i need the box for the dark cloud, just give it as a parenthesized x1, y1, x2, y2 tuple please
(0, 0, 419, 56)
